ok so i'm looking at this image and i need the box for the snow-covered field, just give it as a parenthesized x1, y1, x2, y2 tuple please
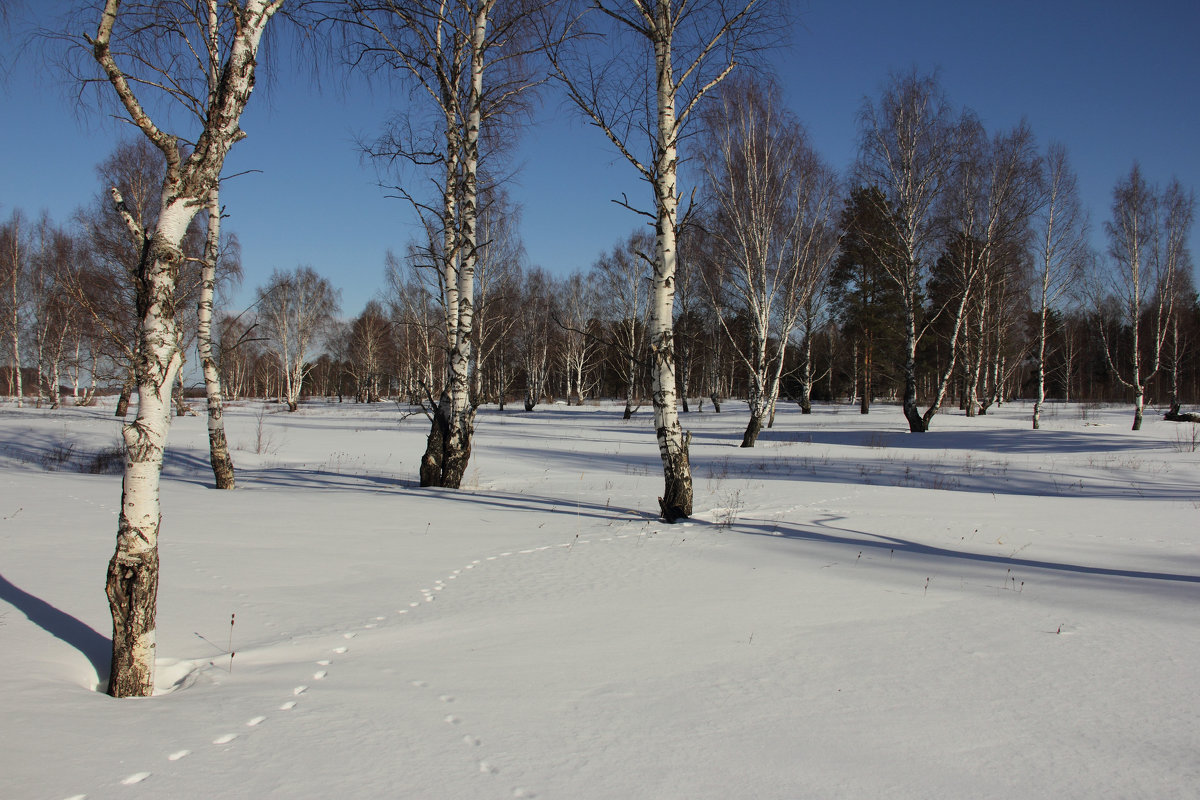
(2, 398, 1198, 799)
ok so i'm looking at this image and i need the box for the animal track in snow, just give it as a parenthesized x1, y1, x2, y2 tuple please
(212, 733, 238, 745)
(279, 700, 297, 711)
(333, 646, 348, 654)
(293, 685, 308, 696)
(439, 694, 455, 703)
(121, 771, 151, 785)
(247, 716, 266, 727)
(342, 632, 357, 639)
(313, 670, 328, 680)
(411, 680, 428, 688)
(444, 715, 461, 725)
(479, 760, 499, 774)
(167, 749, 190, 762)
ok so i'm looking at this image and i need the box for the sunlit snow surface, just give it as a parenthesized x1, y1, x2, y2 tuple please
(1, 398, 1197, 799)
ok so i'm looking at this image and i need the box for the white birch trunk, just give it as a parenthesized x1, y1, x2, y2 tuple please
(649, 13, 691, 520)
(420, 1, 490, 489)
(199, 187, 235, 488)
(6, 220, 21, 406)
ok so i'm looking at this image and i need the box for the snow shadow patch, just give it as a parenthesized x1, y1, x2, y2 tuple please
(0, 573, 110, 686)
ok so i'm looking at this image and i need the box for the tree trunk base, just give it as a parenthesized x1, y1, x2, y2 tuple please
(105, 546, 159, 698)
(904, 402, 928, 433)
(420, 397, 476, 489)
(657, 432, 692, 523)
(741, 415, 762, 448)
(1164, 406, 1200, 422)
(209, 427, 236, 489)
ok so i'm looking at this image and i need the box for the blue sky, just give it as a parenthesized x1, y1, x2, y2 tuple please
(2, 0, 1198, 317)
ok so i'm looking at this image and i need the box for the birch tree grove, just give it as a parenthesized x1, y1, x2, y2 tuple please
(75, 0, 285, 698)
(1100, 165, 1196, 430)
(938, 118, 1040, 422)
(547, 0, 778, 520)
(697, 77, 838, 446)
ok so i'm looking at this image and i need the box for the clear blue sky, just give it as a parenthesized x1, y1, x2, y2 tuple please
(2, 0, 1198, 317)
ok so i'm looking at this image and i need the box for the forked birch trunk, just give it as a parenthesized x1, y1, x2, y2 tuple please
(199, 187, 235, 488)
(420, 1, 488, 488)
(92, 0, 282, 697)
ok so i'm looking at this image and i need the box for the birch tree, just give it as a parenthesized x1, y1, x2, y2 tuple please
(558, 270, 600, 404)
(471, 186, 524, 404)
(1100, 165, 1195, 430)
(855, 69, 960, 432)
(596, 230, 652, 419)
(344, 0, 543, 488)
(28, 217, 78, 409)
(71, 0, 285, 697)
(257, 266, 340, 411)
(547, 0, 779, 519)
(1031, 143, 1087, 429)
(197, 185, 239, 486)
(515, 266, 553, 410)
(0, 210, 27, 404)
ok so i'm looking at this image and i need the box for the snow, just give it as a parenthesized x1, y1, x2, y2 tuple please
(1, 398, 1198, 799)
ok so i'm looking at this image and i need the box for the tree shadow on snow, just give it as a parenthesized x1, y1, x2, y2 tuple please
(413, 487, 652, 524)
(0, 573, 110, 683)
(732, 516, 1200, 587)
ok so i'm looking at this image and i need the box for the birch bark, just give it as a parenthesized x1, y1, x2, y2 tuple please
(198, 188, 235, 488)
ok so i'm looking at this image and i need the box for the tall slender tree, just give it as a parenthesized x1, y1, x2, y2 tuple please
(197, 186, 239, 486)
(1031, 143, 1088, 429)
(547, 0, 780, 519)
(0, 210, 27, 404)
